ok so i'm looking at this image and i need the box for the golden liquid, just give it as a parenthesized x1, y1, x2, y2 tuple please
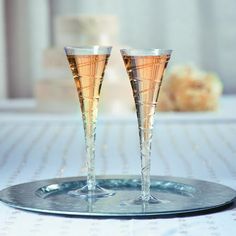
(122, 55, 170, 131)
(67, 54, 109, 127)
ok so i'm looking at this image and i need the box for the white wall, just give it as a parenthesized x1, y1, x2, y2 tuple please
(5, 0, 50, 98)
(0, 0, 7, 98)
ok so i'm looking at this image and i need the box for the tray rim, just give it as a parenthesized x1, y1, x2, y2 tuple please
(0, 175, 235, 217)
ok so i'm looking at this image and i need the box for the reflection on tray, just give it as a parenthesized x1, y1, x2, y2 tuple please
(35, 178, 197, 199)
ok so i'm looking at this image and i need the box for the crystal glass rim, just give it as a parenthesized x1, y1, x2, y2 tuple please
(120, 48, 172, 56)
(64, 46, 112, 55)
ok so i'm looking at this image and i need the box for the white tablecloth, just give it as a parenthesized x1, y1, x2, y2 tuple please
(0, 100, 236, 235)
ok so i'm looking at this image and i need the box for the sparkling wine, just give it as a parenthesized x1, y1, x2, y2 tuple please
(122, 54, 170, 130)
(122, 52, 171, 203)
(67, 54, 109, 123)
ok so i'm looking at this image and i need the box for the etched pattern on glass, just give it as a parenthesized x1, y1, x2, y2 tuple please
(66, 51, 112, 197)
(122, 54, 171, 202)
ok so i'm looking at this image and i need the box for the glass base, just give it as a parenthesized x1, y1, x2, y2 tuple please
(121, 194, 169, 206)
(133, 194, 169, 204)
(68, 184, 115, 198)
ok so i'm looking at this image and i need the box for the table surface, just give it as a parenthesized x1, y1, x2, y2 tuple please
(0, 96, 236, 236)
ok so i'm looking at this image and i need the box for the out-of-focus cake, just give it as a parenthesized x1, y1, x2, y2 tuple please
(35, 79, 78, 112)
(36, 15, 133, 113)
(54, 15, 118, 47)
(158, 65, 223, 111)
(42, 48, 71, 79)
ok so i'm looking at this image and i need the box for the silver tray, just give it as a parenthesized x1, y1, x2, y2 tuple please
(0, 176, 235, 217)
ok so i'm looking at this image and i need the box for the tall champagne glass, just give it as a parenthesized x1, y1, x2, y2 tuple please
(65, 46, 114, 198)
(121, 48, 172, 204)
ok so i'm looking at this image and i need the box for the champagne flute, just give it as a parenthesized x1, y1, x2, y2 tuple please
(121, 48, 172, 204)
(65, 46, 114, 198)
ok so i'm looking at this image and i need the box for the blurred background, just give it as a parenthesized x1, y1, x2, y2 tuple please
(0, 0, 235, 113)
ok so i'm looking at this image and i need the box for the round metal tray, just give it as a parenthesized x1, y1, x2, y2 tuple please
(0, 176, 235, 217)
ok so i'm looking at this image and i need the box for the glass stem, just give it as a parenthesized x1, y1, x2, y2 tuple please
(139, 126, 153, 201)
(84, 121, 96, 192)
